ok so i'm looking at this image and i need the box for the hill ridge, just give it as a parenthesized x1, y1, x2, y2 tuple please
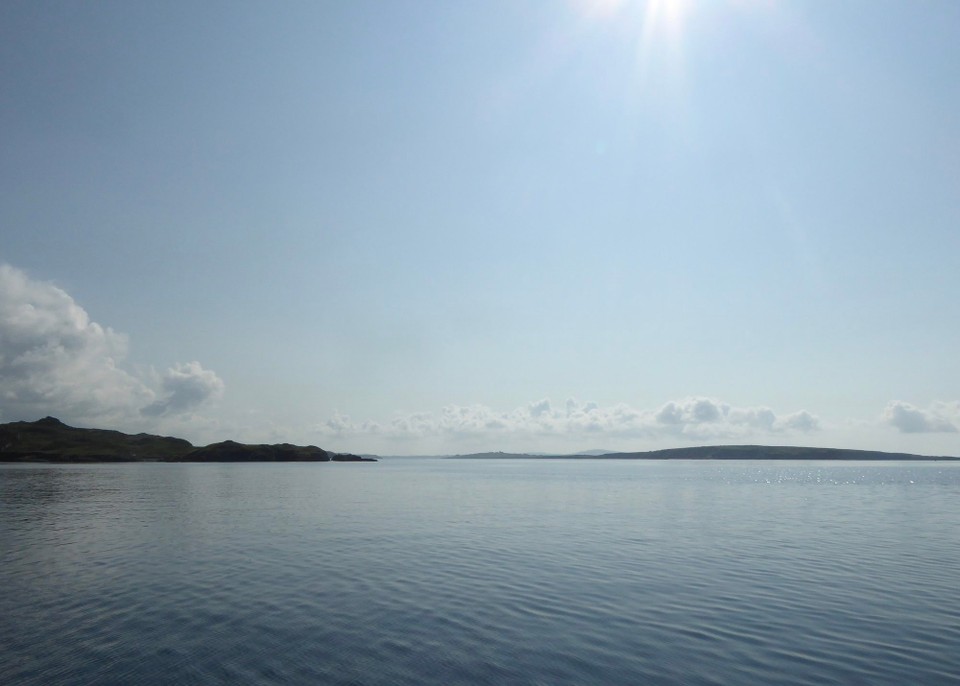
(446, 444, 957, 461)
(0, 417, 373, 463)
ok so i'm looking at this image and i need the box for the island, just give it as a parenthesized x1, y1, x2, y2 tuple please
(0, 417, 375, 463)
(447, 445, 958, 461)
(3, 417, 956, 463)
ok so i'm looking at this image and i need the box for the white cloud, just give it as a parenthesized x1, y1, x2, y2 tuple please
(727, 406, 776, 431)
(141, 361, 225, 417)
(778, 410, 820, 433)
(881, 401, 958, 434)
(0, 264, 222, 427)
(528, 398, 551, 418)
(656, 397, 723, 425)
(315, 396, 821, 444)
(0, 264, 151, 422)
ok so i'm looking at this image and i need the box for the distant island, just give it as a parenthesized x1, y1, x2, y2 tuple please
(2, 417, 956, 463)
(448, 445, 958, 461)
(0, 417, 375, 463)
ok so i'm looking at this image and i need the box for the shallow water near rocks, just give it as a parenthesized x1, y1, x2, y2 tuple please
(2, 459, 959, 685)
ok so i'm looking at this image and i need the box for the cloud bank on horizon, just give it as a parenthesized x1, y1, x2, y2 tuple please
(881, 401, 959, 435)
(1, 262, 958, 451)
(317, 396, 821, 444)
(316, 398, 960, 455)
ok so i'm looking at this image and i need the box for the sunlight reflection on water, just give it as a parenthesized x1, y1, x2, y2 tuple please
(2, 460, 959, 685)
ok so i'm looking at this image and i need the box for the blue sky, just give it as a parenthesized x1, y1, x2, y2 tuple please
(2, 0, 958, 455)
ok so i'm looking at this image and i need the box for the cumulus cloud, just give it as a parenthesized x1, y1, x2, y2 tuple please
(881, 401, 958, 434)
(777, 410, 820, 433)
(141, 361, 225, 417)
(0, 264, 150, 421)
(319, 411, 383, 438)
(315, 396, 821, 443)
(656, 398, 723, 425)
(0, 264, 222, 425)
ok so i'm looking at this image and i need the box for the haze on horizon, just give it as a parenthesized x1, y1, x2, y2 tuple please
(1, 1, 958, 456)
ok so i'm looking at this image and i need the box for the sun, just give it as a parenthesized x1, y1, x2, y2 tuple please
(641, 0, 691, 46)
(572, 0, 691, 51)
(575, 0, 688, 23)
(572, 0, 631, 19)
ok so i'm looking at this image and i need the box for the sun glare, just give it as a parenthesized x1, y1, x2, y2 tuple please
(566, 0, 696, 125)
(576, 0, 688, 25)
(573, 0, 631, 20)
(641, 0, 690, 46)
(573, 0, 691, 59)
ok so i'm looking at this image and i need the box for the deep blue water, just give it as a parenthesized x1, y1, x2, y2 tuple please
(2, 459, 959, 685)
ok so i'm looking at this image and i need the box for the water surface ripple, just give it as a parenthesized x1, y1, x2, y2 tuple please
(2, 460, 959, 684)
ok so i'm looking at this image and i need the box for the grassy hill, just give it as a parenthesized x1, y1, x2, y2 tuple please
(0, 417, 375, 463)
(0, 416, 193, 462)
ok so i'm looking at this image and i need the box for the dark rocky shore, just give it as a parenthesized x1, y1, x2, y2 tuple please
(0, 417, 374, 463)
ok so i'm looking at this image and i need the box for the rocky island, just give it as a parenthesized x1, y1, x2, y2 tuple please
(0, 417, 374, 463)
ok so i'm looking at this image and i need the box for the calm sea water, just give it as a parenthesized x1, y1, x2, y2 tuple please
(2, 459, 959, 685)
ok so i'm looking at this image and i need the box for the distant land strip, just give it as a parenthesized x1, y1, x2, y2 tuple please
(3, 417, 956, 463)
(446, 446, 959, 461)
(0, 417, 375, 463)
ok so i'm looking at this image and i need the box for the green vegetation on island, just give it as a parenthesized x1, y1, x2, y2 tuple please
(0, 417, 374, 463)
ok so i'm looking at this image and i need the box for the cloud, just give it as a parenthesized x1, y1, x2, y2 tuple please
(141, 361, 225, 417)
(881, 401, 958, 434)
(0, 264, 222, 425)
(315, 396, 821, 443)
(656, 397, 723, 425)
(777, 410, 820, 433)
(0, 264, 152, 422)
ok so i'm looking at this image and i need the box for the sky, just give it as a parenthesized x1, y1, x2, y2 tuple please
(2, 0, 959, 456)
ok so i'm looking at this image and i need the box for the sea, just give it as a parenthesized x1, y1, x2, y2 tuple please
(2, 458, 959, 685)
